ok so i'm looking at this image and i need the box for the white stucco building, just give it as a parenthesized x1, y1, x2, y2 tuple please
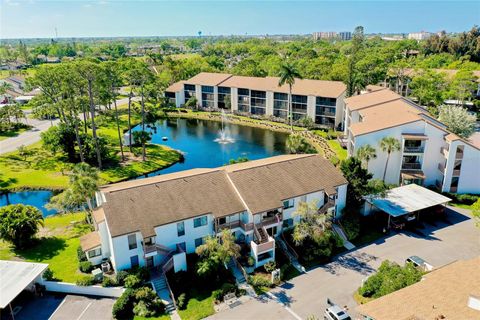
(80, 154, 348, 273)
(343, 87, 480, 193)
(165, 72, 347, 130)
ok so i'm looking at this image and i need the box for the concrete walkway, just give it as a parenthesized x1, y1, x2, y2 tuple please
(276, 236, 305, 274)
(332, 224, 356, 250)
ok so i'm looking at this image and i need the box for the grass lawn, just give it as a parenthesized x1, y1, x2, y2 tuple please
(327, 139, 347, 161)
(177, 288, 215, 320)
(0, 212, 90, 283)
(450, 202, 474, 210)
(0, 126, 31, 141)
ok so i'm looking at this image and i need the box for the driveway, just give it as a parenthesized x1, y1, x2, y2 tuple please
(212, 206, 480, 319)
(49, 295, 115, 320)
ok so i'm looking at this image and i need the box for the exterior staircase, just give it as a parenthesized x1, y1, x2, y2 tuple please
(227, 258, 257, 297)
(332, 223, 356, 250)
(151, 273, 176, 314)
(276, 235, 306, 274)
(256, 226, 269, 243)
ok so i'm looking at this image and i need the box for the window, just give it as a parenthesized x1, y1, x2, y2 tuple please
(184, 84, 195, 91)
(201, 85, 215, 108)
(282, 218, 294, 228)
(237, 88, 250, 112)
(88, 247, 102, 258)
(184, 84, 196, 101)
(283, 199, 294, 209)
(250, 90, 266, 115)
(177, 221, 185, 237)
(128, 234, 137, 250)
(218, 86, 231, 109)
(218, 217, 226, 225)
(177, 242, 186, 252)
(193, 216, 208, 228)
(194, 237, 204, 248)
(316, 96, 336, 106)
(291, 95, 307, 120)
(144, 237, 154, 246)
(130, 255, 139, 268)
(273, 92, 288, 118)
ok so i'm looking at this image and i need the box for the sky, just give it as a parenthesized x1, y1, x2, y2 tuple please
(1, 0, 479, 39)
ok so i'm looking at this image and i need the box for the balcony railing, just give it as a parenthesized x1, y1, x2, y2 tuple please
(317, 111, 336, 117)
(450, 186, 458, 193)
(318, 199, 335, 215)
(402, 162, 422, 170)
(260, 214, 283, 227)
(438, 162, 445, 173)
(455, 150, 464, 159)
(452, 169, 461, 176)
(435, 179, 443, 190)
(403, 146, 424, 153)
(215, 219, 254, 233)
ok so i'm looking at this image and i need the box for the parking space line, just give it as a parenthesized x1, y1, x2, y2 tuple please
(76, 302, 92, 320)
(48, 297, 67, 320)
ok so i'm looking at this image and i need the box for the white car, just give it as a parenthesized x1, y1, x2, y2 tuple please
(324, 304, 352, 320)
(406, 256, 434, 271)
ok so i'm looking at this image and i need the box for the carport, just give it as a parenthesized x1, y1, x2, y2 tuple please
(0, 261, 48, 320)
(365, 184, 451, 229)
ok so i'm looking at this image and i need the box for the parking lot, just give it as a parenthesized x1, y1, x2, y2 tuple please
(211, 206, 480, 319)
(13, 294, 115, 320)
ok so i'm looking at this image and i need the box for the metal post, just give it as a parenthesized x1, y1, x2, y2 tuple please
(9, 303, 15, 320)
(387, 214, 391, 230)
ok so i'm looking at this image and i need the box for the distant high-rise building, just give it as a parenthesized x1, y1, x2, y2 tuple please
(338, 31, 352, 40)
(312, 31, 351, 41)
(408, 31, 433, 40)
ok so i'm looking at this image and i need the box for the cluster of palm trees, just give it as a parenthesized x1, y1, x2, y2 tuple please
(356, 137, 401, 181)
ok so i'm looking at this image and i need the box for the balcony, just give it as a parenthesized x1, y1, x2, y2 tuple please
(402, 162, 422, 170)
(403, 146, 424, 153)
(435, 179, 443, 190)
(450, 186, 458, 193)
(215, 220, 254, 233)
(317, 110, 336, 117)
(143, 243, 173, 257)
(252, 226, 275, 255)
(455, 149, 464, 159)
(260, 213, 283, 227)
(452, 169, 461, 176)
(318, 199, 335, 215)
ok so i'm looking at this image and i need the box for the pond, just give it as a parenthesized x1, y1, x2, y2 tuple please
(1, 118, 289, 216)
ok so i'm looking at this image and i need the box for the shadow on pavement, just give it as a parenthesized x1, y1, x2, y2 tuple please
(319, 251, 377, 276)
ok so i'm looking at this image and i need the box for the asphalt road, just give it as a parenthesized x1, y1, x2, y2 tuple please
(210, 206, 480, 319)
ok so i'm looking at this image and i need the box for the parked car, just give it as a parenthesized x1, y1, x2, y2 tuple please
(324, 303, 351, 320)
(406, 255, 434, 271)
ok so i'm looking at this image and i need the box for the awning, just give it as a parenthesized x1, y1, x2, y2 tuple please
(0, 260, 48, 309)
(366, 184, 451, 217)
(401, 133, 429, 140)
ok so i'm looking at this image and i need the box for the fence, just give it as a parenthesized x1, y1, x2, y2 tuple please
(41, 280, 125, 297)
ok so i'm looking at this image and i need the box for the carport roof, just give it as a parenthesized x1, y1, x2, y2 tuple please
(366, 184, 451, 217)
(0, 260, 48, 309)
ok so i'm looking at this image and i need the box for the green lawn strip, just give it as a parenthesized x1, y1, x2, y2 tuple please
(0, 126, 31, 141)
(134, 315, 171, 320)
(327, 139, 347, 161)
(450, 202, 473, 210)
(0, 212, 89, 283)
(177, 289, 215, 320)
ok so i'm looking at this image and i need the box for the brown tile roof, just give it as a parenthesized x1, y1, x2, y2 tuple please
(165, 80, 186, 92)
(92, 208, 105, 223)
(345, 89, 402, 111)
(100, 154, 347, 237)
(219, 75, 346, 98)
(185, 72, 233, 86)
(357, 257, 480, 320)
(80, 231, 101, 251)
(226, 154, 347, 214)
(349, 99, 426, 136)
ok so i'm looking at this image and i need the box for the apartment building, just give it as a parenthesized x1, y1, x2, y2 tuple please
(343, 87, 480, 193)
(165, 72, 347, 129)
(80, 154, 348, 273)
(407, 31, 433, 40)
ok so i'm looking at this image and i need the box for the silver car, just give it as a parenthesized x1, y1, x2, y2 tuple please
(324, 304, 352, 320)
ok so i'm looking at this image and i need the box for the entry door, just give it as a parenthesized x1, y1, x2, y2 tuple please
(146, 256, 154, 268)
(267, 226, 277, 237)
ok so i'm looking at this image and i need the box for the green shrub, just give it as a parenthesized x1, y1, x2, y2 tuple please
(77, 246, 87, 262)
(102, 276, 117, 287)
(124, 274, 142, 289)
(131, 266, 150, 282)
(212, 289, 223, 302)
(79, 261, 94, 273)
(112, 289, 135, 319)
(116, 270, 129, 286)
(133, 287, 164, 317)
(176, 292, 187, 310)
(42, 268, 55, 281)
(248, 274, 271, 288)
(247, 256, 255, 267)
(221, 282, 236, 295)
(358, 260, 423, 298)
(442, 192, 479, 205)
(76, 275, 95, 286)
(264, 261, 276, 273)
(340, 210, 360, 241)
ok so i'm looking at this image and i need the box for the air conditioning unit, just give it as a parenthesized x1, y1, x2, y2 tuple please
(101, 261, 111, 273)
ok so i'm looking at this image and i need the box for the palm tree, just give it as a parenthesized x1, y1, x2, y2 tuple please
(356, 144, 377, 170)
(278, 61, 302, 131)
(285, 133, 315, 154)
(0, 204, 44, 249)
(379, 137, 401, 181)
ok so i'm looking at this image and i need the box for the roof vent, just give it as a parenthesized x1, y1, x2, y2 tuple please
(468, 295, 480, 311)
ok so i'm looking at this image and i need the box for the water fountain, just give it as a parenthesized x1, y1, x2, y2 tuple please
(214, 109, 235, 144)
